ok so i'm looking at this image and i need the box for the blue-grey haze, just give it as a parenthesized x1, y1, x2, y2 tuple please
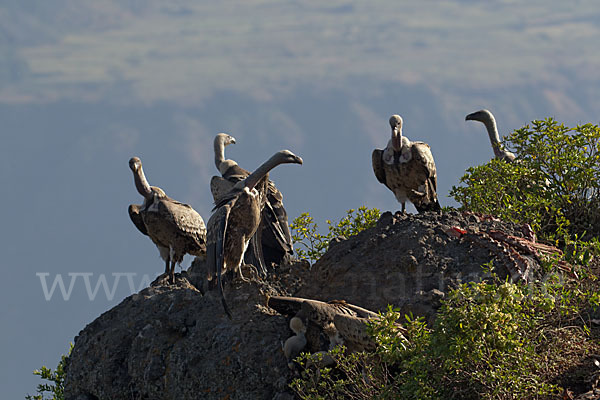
(1, 1, 600, 397)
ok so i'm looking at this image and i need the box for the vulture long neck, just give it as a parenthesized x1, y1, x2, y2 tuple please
(133, 166, 152, 199)
(244, 156, 282, 191)
(243, 151, 302, 191)
(214, 136, 227, 171)
(481, 114, 505, 159)
(391, 127, 410, 163)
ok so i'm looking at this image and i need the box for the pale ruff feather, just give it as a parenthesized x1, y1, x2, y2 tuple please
(382, 137, 412, 164)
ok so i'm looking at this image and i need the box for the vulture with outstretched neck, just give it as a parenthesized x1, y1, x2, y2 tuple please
(128, 157, 207, 284)
(372, 115, 441, 213)
(210, 133, 295, 274)
(206, 150, 303, 318)
(465, 109, 516, 161)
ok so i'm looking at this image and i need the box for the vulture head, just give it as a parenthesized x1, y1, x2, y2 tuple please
(215, 133, 236, 147)
(129, 156, 152, 199)
(129, 156, 142, 172)
(465, 109, 494, 123)
(214, 133, 238, 172)
(389, 114, 404, 152)
(290, 317, 307, 335)
(241, 150, 303, 191)
(272, 149, 304, 166)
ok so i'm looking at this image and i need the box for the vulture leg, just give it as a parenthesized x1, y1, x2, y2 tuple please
(157, 246, 171, 281)
(164, 258, 170, 277)
(169, 258, 177, 284)
(168, 246, 177, 284)
(236, 259, 251, 282)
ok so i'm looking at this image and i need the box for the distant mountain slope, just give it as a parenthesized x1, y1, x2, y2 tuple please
(1, 0, 600, 107)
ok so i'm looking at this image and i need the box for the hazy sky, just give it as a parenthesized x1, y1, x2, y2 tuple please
(2, 1, 600, 397)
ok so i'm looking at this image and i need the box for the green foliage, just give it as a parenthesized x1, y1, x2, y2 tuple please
(431, 280, 557, 399)
(451, 118, 600, 242)
(291, 268, 599, 400)
(291, 347, 380, 399)
(291, 206, 380, 263)
(26, 344, 72, 400)
(290, 212, 330, 264)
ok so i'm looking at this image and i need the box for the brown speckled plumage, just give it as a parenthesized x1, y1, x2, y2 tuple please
(372, 115, 441, 213)
(128, 157, 206, 284)
(207, 150, 303, 318)
(210, 134, 295, 274)
(268, 296, 407, 353)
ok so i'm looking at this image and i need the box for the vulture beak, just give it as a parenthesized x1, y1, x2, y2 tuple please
(391, 128, 402, 151)
(465, 113, 475, 121)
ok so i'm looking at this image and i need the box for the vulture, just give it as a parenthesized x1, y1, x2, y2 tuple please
(372, 114, 441, 213)
(465, 109, 516, 161)
(206, 150, 303, 318)
(268, 296, 408, 355)
(210, 133, 295, 274)
(128, 157, 207, 284)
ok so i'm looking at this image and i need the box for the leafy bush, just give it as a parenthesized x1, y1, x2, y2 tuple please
(291, 268, 599, 399)
(291, 206, 380, 263)
(451, 118, 600, 242)
(26, 344, 72, 400)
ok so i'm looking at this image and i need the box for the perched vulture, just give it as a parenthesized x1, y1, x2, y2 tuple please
(465, 109, 516, 161)
(268, 296, 408, 354)
(128, 157, 207, 284)
(372, 114, 441, 213)
(210, 133, 295, 274)
(206, 150, 303, 318)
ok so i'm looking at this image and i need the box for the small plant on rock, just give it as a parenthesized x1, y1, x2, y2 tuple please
(291, 206, 380, 263)
(26, 343, 72, 400)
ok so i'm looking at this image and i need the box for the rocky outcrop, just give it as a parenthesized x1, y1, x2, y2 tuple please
(298, 210, 549, 321)
(65, 210, 561, 400)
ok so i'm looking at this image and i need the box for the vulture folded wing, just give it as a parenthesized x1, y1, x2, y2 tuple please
(128, 204, 148, 236)
(158, 200, 207, 246)
(332, 314, 377, 351)
(411, 142, 437, 184)
(410, 143, 441, 212)
(372, 149, 387, 185)
(222, 163, 249, 182)
(206, 201, 234, 319)
(210, 176, 235, 202)
(262, 186, 293, 253)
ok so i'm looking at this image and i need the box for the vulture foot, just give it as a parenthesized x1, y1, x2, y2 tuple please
(150, 272, 173, 287)
(236, 263, 260, 282)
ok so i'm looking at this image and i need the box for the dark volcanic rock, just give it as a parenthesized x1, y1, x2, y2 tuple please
(65, 210, 556, 399)
(64, 264, 306, 400)
(298, 210, 537, 320)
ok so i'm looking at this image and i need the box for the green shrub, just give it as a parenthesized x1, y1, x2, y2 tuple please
(291, 268, 599, 400)
(26, 344, 72, 400)
(291, 206, 380, 263)
(451, 118, 600, 242)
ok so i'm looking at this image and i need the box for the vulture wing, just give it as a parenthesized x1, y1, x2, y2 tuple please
(372, 149, 388, 186)
(128, 204, 148, 236)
